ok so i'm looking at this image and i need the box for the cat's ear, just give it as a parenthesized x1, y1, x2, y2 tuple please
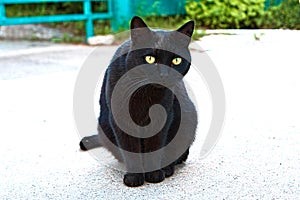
(131, 16, 148, 29)
(177, 21, 195, 38)
(130, 16, 152, 45)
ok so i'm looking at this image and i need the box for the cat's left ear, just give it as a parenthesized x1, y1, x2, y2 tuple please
(131, 16, 149, 30)
(177, 21, 195, 38)
(130, 16, 152, 45)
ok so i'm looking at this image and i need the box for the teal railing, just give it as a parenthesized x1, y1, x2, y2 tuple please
(0, 0, 113, 40)
(0, 0, 187, 39)
(0, 0, 288, 41)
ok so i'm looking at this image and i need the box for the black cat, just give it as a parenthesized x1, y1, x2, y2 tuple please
(80, 16, 197, 187)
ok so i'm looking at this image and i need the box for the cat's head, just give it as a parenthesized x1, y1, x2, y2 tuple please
(126, 16, 194, 84)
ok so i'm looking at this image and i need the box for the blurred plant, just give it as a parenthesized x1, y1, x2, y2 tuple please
(263, 0, 300, 29)
(143, 15, 186, 29)
(192, 29, 207, 40)
(185, 0, 265, 29)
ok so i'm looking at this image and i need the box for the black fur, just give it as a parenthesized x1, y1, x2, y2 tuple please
(80, 16, 197, 187)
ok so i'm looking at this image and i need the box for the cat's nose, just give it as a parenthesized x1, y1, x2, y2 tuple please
(159, 65, 169, 78)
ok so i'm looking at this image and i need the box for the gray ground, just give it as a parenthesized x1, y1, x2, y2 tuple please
(0, 30, 299, 199)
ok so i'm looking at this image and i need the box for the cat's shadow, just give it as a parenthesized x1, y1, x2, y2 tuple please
(78, 137, 189, 177)
(88, 146, 187, 178)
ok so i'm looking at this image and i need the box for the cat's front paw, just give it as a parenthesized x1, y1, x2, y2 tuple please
(123, 173, 144, 187)
(162, 165, 175, 177)
(145, 170, 165, 183)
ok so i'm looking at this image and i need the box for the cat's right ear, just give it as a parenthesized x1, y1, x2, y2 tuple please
(131, 16, 148, 29)
(130, 16, 152, 45)
(177, 20, 195, 38)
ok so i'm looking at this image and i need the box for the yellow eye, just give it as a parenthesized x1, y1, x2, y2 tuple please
(172, 57, 182, 65)
(145, 56, 156, 64)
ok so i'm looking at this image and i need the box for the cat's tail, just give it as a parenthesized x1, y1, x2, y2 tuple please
(79, 134, 102, 151)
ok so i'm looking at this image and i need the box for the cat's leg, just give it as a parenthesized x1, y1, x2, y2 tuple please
(79, 135, 101, 151)
(142, 139, 165, 183)
(111, 128, 145, 187)
(161, 148, 190, 178)
(174, 148, 189, 164)
(100, 111, 144, 187)
(122, 148, 145, 187)
(159, 148, 189, 179)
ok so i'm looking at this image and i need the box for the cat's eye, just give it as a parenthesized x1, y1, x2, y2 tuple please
(145, 56, 156, 64)
(172, 57, 182, 65)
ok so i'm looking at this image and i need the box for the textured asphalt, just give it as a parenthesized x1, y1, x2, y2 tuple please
(0, 30, 299, 199)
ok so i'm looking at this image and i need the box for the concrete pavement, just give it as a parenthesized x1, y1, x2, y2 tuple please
(0, 30, 299, 199)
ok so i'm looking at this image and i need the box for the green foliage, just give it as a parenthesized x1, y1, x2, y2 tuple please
(263, 0, 300, 29)
(143, 15, 186, 29)
(185, 0, 265, 29)
(9, 0, 300, 43)
(140, 15, 205, 40)
(192, 29, 207, 40)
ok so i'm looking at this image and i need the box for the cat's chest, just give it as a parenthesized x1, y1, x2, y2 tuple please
(130, 85, 173, 107)
(128, 85, 174, 126)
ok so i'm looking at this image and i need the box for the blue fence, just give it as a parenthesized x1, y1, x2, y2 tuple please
(0, 0, 188, 40)
(0, 0, 113, 40)
(0, 0, 288, 41)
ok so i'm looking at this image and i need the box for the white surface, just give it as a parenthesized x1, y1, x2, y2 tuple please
(0, 30, 300, 199)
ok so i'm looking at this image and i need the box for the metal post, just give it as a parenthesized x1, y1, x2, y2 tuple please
(0, 2, 6, 24)
(111, 0, 132, 32)
(107, 0, 115, 32)
(84, 0, 93, 40)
